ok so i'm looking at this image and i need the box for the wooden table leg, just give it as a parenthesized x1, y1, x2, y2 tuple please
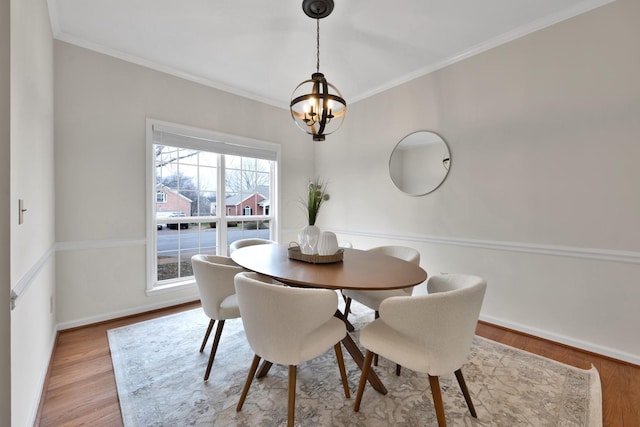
(334, 310, 387, 395)
(343, 317, 356, 332)
(341, 333, 387, 395)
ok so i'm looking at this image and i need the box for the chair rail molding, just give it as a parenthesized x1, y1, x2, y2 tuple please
(324, 228, 640, 265)
(10, 243, 56, 310)
(11, 238, 146, 310)
(55, 237, 147, 252)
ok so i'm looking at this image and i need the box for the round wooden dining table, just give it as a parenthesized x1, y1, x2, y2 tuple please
(231, 243, 428, 395)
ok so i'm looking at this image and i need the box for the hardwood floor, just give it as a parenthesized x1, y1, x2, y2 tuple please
(37, 302, 639, 426)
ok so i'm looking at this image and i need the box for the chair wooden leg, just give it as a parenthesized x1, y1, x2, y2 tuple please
(199, 319, 214, 352)
(373, 311, 380, 366)
(204, 319, 225, 381)
(354, 350, 374, 412)
(455, 369, 477, 418)
(236, 354, 261, 412)
(344, 297, 352, 323)
(334, 343, 350, 398)
(288, 365, 297, 427)
(429, 375, 447, 427)
(395, 364, 402, 376)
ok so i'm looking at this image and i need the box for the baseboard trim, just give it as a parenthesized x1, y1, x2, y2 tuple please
(32, 327, 58, 427)
(56, 296, 199, 331)
(479, 313, 640, 366)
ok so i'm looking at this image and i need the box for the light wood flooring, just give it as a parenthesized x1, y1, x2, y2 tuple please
(36, 302, 640, 426)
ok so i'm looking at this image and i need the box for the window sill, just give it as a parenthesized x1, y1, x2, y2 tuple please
(146, 279, 197, 296)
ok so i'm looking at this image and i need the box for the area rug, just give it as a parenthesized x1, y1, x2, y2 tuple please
(108, 302, 601, 426)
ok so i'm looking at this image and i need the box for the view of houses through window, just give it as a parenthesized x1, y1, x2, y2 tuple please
(148, 121, 278, 290)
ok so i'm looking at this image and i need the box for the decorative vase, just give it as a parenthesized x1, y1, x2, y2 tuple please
(317, 231, 339, 256)
(298, 225, 321, 255)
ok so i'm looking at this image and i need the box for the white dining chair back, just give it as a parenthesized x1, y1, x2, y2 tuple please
(229, 238, 273, 254)
(344, 246, 420, 309)
(191, 254, 245, 381)
(234, 271, 350, 427)
(367, 245, 420, 267)
(353, 273, 487, 427)
(342, 245, 421, 372)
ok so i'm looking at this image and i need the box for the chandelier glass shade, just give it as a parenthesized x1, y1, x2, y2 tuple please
(290, 0, 346, 141)
(290, 72, 346, 141)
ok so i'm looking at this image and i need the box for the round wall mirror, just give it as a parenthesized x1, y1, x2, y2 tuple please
(389, 131, 451, 196)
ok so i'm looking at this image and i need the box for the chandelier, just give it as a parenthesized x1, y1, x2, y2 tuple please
(290, 0, 346, 141)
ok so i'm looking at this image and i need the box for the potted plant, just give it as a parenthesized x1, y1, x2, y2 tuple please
(299, 178, 329, 254)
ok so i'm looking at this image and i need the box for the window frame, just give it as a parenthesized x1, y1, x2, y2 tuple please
(145, 118, 281, 294)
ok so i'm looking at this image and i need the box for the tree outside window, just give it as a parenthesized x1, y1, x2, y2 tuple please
(148, 120, 279, 291)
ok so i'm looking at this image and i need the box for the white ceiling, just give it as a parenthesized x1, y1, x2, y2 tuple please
(48, 0, 613, 108)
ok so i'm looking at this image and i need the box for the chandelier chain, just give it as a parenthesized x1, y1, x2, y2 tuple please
(316, 18, 320, 73)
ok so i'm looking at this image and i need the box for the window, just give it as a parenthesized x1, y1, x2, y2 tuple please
(156, 191, 167, 203)
(146, 119, 280, 292)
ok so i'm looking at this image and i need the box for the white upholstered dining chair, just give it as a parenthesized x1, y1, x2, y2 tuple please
(191, 254, 245, 381)
(234, 271, 350, 427)
(342, 245, 421, 371)
(229, 238, 273, 254)
(343, 245, 421, 323)
(353, 274, 487, 427)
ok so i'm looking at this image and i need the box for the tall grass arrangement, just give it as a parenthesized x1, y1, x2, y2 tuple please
(303, 177, 329, 226)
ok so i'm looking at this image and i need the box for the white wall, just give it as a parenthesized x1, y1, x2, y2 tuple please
(54, 41, 315, 326)
(2, 1, 628, 425)
(317, 0, 640, 363)
(9, 0, 57, 425)
(1, 0, 11, 424)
